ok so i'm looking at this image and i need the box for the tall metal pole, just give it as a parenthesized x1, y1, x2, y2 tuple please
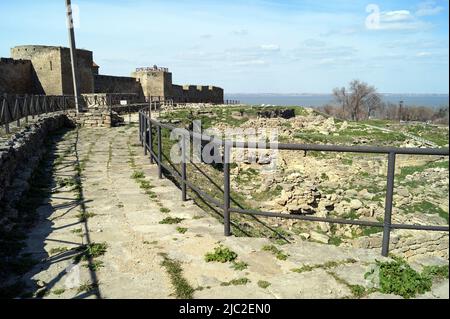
(65, 0, 80, 114)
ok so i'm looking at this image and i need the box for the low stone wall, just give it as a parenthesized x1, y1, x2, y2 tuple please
(0, 113, 72, 213)
(352, 229, 449, 260)
(67, 109, 124, 128)
(111, 104, 148, 115)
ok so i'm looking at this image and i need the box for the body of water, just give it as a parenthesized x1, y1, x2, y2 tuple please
(225, 94, 449, 108)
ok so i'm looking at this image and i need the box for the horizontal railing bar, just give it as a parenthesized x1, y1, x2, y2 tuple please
(390, 223, 449, 231)
(230, 207, 384, 227)
(230, 207, 449, 232)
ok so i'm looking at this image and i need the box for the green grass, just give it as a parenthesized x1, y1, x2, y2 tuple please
(83, 260, 105, 271)
(159, 217, 184, 225)
(341, 209, 360, 220)
(262, 245, 289, 261)
(235, 168, 260, 185)
(231, 261, 248, 271)
(176, 227, 188, 234)
(77, 282, 99, 294)
(422, 265, 449, 280)
(76, 211, 96, 222)
(139, 180, 154, 190)
(131, 171, 145, 179)
(403, 124, 449, 147)
(74, 242, 107, 262)
(160, 253, 195, 299)
(52, 288, 66, 296)
(328, 271, 374, 298)
(403, 201, 448, 222)
(205, 245, 238, 263)
(328, 236, 343, 246)
(252, 185, 283, 202)
(294, 126, 406, 146)
(292, 259, 357, 274)
(362, 226, 384, 237)
(57, 177, 78, 188)
(397, 160, 449, 180)
(257, 280, 271, 289)
(349, 284, 368, 298)
(365, 257, 433, 299)
(160, 207, 171, 214)
(221, 278, 251, 286)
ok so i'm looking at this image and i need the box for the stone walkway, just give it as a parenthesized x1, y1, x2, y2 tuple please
(18, 115, 449, 299)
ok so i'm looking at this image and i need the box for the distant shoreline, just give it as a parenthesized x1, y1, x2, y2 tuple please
(225, 93, 449, 108)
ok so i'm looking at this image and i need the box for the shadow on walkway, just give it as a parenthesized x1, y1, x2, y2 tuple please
(0, 127, 101, 299)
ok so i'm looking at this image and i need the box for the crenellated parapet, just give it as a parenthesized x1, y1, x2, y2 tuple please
(1, 46, 224, 104)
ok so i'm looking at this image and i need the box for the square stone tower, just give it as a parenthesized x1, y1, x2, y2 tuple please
(11, 45, 94, 95)
(131, 66, 172, 101)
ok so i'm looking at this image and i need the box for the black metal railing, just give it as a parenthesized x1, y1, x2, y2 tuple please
(1, 94, 76, 134)
(138, 107, 449, 257)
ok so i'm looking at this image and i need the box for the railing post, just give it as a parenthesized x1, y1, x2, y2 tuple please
(181, 134, 187, 202)
(223, 142, 231, 236)
(15, 96, 20, 127)
(139, 112, 143, 144)
(157, 125, 163, 179)
(143, 113, 148, 156)
(382, 152, 396, 257)
(1, 96, 9, 134)
(44, 96, 48, 114)
(149, 111, 154, 164)
(4, 98, 10, 134)
(31, 95, 36, 119)
(24, 95, 29, 124)
(36, 96, 41, 118)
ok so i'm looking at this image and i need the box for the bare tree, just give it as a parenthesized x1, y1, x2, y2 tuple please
(332, 87, 348, 117)
(333, 80, 380, 121)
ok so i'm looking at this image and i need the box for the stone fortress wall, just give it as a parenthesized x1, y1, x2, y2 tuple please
(0, 58, 33, 94)
(9, 45, 95, 95)
(0, 45, 224, 104)
(94, 74, 143, 98)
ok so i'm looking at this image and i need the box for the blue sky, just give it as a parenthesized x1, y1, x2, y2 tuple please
(0, 0, 448, 93)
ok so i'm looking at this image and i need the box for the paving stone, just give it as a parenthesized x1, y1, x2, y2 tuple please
(10, 115, 447, 299)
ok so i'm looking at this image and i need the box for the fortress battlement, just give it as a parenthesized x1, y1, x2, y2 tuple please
(0, 45, 224, 104)
(0, 57, 30, 65)
(135, 66, 169, 73)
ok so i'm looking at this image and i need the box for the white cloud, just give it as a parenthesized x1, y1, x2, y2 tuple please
(382, 10, 413, 22)
(416, 1, 444, 16)
(374, 10, 429, 30)
(366, 4, 434, 31)
(417, 51, 433, 57)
